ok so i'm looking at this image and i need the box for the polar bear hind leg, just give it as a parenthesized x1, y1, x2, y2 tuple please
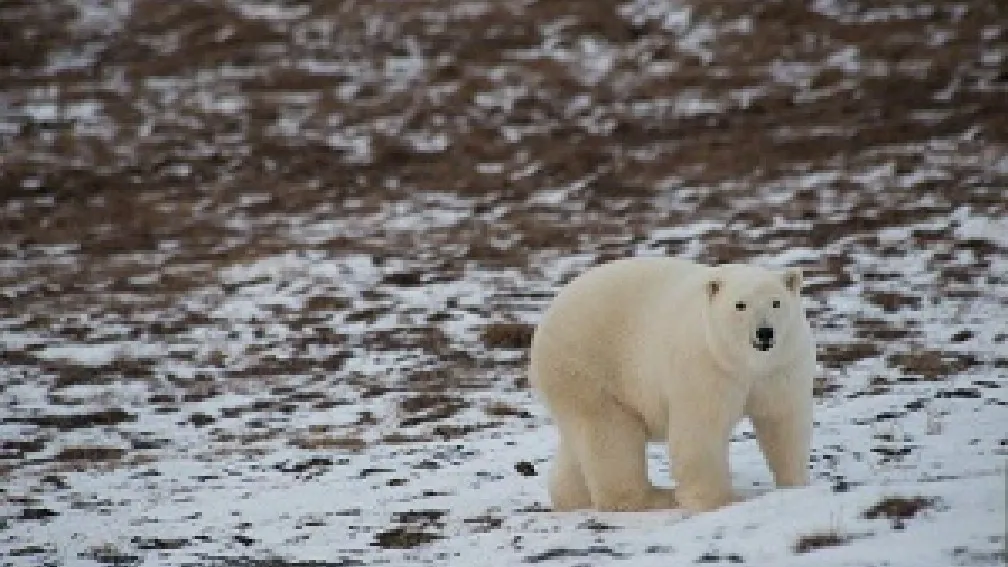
(553, 399, 677, 512)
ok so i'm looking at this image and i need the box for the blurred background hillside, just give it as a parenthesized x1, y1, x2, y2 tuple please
(3, 0, 1005, 285)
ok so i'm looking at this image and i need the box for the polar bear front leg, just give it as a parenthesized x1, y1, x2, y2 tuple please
(749, 393, 812, 487)
(567, 401, 677, 511)
(665, 380, 747, 513)
(666, 423, 736, 513)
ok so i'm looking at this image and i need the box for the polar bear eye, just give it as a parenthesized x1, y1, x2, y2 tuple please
(735, 301, 746, 311)
(772, 300, 781, 308)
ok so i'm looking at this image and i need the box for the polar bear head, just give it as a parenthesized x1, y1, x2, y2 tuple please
(703, 265, 806, 368)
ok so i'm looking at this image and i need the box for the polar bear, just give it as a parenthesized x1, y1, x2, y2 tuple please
(529, 257, 815, 513)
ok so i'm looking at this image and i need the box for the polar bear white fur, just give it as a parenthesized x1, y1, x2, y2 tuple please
(529, 257, 815, 513)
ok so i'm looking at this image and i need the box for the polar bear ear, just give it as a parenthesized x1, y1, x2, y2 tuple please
(783, 268, 803, 294)
(706, 278, 722, 299)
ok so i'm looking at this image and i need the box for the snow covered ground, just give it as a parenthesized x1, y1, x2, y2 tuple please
(2, 1, 1006, 566)
(3, 210, 1006, 566)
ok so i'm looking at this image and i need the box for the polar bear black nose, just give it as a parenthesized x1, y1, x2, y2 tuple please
(754, 326, 775, 351)
(756, 326, 774, 342)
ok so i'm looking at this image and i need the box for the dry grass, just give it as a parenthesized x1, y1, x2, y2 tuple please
(793, 531, 850, 554)
(481, 323, 535, 350)
(53, 446, 127, 462)
(863, 495, 937, 527)
(888, 352, 981, 381)
(289, 436, 368, 452)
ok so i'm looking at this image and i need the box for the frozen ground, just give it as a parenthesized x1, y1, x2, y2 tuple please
(1, 0, 1006, 566)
